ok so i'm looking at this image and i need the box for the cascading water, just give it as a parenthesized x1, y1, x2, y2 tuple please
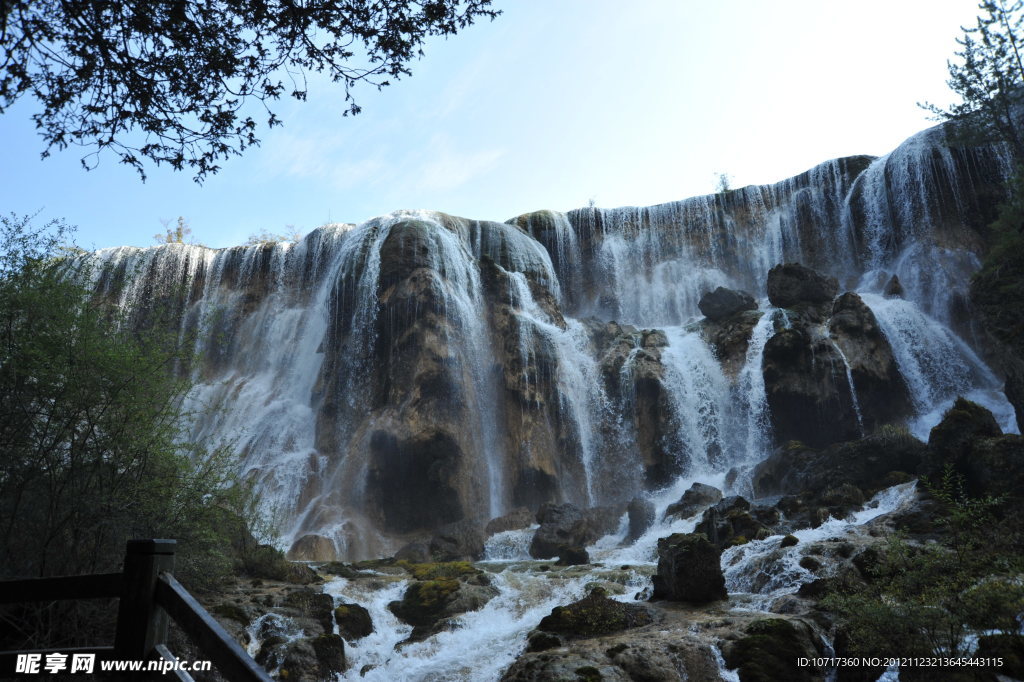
(83, 119, 1024, 679)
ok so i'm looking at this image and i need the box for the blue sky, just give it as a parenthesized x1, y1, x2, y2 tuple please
(0, 1, 982, 250)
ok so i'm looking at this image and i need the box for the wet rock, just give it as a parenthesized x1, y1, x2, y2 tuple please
(538, 587, 653, 637)
(752, 431, 925, 528)
(529, 503, 621, 560)
(762, 326, 861, 448)
(388, 574, 499, 642)
(664, 482, 723, 521)
(626, 497, 655, 542)
(279, 638, 319, 681)
(766, 262, 838, 308)
(429, 518, 486, 561)
(883, 274, 904, 297)
(695, 496, 769, 548)
(921, 397, 1024, 499)
(334, 602, 373, 640)
(721, 618, 822, 682)
(485, 507, 535, 535)
(651, 533, 727, 603)
(700, 310, 764, 378)
(502, 653, 630, 682)
(698, 286, 758, 321)
(780, 534, 799, 548)
(555, 546, 590, 566)
(829, 292, 913, 426)
(287, 534, 336, 562)
(282, 587, 334, 634)
(311, 634, 346, 676)
(394, 541, 431, 563)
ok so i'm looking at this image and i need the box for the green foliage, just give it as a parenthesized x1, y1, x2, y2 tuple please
(824, 467, 1023, 664)
(0, 213, 264, 646)
(0, 1, 500, 181)
(922, 1, 1024, 158)
(715, 171, 732, 194)
(153, 216, 193, 244)
(245, 226, 303, 246)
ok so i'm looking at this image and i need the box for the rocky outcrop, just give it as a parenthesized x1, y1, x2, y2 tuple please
(650, 533, 727, 603)
(334, 602, 373, 641)
(694, 497, 772, 548)
(626, 497, 655, 543)
(766, 263, 838, 309)
(387, 563, 499, 642)
(485, 507, 535, 535)
(698, 287, 757, 321)
(428, 518, 486, 561)
(762, 326, 861, 448)
(537, 587, 652, 638)
(529, 503, 622, 560)
(699, 310, 764, 378)
(721, 618, 823, 682)
(828, 292, 913, 430)
(664, 482, 723, 521)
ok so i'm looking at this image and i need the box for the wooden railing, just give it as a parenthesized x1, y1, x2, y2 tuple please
(0, 539, 272, 681)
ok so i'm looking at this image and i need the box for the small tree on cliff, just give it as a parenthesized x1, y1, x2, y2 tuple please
(0, 1, 500, 181)
(922, 0, 1024, 158)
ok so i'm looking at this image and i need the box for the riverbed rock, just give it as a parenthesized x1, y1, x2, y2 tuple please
(485, 507, 535, 535)
(651, 533, 727, 603)
(699, 287, 758, 321)
(664, 482, 723, 521)
(428, 518, 486, 561)
(695, 497, 770, 548)
(766, 263, 838, 308)
(529, 503, 622, 560)
(828, 292, 913, 430)
(626, 497, 656, 543)
(721, 618, 822, 682)
(334, 602, 373, 640)
(537, 587, 653, 638)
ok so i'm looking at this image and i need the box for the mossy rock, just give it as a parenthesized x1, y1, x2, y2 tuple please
(334, 602, 373, 640)
(389, 579, 460, 626)
(311, 634, 346, 675)
(780, 534, 799, 548)
(722, 618, 818, 682)
(537, 587, 653, 638)
(398, 560, 481, 581)
(319, 561, 364, 579)
(283, 588, 334, 633)
(211, 601, 251, 624)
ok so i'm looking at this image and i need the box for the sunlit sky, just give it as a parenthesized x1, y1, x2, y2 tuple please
(0, 1, 982, 250)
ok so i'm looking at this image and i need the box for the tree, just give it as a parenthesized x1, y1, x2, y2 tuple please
(154, 216, 193, 244)
(0, 213, 259, 648)
(922, 0, 1024, 159)
(0, 1, 500, 182)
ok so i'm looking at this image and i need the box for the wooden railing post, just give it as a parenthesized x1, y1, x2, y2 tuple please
(114, 539, 176, 665)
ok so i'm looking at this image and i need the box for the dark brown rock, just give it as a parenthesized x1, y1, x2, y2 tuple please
(650, 533, 727, 603)
(698, 287, 758, 321)
(664, 482, 723, 521)
(485, 507, 535, 535)
(626, 497, 655, 543)
(529, 504, 621, 560)
(429, 518, 486, 561)
(538, 587, 652, 637)
(766, 263, 838, 308)
(334, 602, 373, 641)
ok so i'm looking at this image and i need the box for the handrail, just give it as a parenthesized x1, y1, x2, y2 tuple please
(156, 573, 271, 682)
(0, 539, 272, 681)
(0, 572, 122, 603)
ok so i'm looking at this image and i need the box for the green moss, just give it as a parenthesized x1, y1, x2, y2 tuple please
(399, 560, 480, 581)
(729, 535, 749, 546)
(537, 587, 652, 638)
(780, 534, 799, 548)
(388, 579, 460, 626)
(211, 602, 250, 624)
(723, 619, 815, 682)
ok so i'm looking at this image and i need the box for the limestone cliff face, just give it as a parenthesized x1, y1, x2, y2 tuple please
(84, 121, 1019, 560)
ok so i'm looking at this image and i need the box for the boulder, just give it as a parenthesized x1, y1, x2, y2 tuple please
(650, 533, 727, 603)
(429, 518, 486, 561)
(721, 618, 822, 682)
(282, 588, 334, 634)
(388, 575, 499, 642)
(287, 534, 336, 562)
(625, 497, 655, 543)
(529, 504, 621, 560)
(698, 287, 758, 321)
(334, 602, 373, 641)
(310, 634, 346, 676)
(554, 546, 590, 566)
(695, 497, 769, 548)
(394, 541, 431, 563)
(537, 587, 652, 638)
(664, 483, 723, 521)
(766, 263, 838, 308)
(883, 274, 904, 298)
(699, 310, 764, 378)
(828, 292, 913, 430)
(485, 507, 535, 535)
(762, 326, 862, 448)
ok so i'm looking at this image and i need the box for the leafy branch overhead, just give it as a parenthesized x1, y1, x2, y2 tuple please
(0, 1, 500, 182)
(921, 0, 1024, 158)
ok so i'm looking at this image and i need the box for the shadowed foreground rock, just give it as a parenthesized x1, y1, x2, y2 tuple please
(651, 533, 727, 603)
